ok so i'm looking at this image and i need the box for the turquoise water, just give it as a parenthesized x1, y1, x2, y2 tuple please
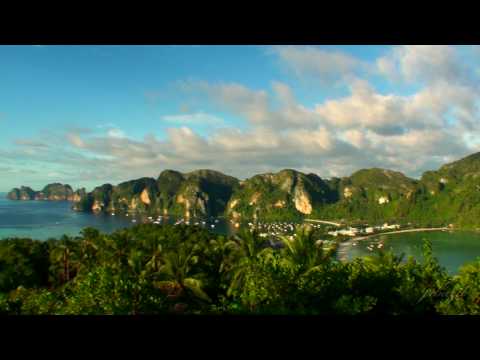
(340, 230, 480, 274)
(0, 193, 235, 240)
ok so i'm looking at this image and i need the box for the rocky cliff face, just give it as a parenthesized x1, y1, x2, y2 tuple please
(71, 169, 240, 218)
(225, 169, 335, 220)
(293, 185, 313, 214)
(7, 186, 36, 200)
(72, 184, 114, 212)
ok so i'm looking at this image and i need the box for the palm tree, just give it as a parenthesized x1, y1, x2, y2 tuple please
(50, 236, 80, 284)
(77, 228, 101, 271)
(154, 242, 211, 305)
(144, 235, 164, 274)
(226, 229, 269, 298)
(198, 235, 238, 300)
(278, 226, 334, 277)
(104, 231, 132, 270)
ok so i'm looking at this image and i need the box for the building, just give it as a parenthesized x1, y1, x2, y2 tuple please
(380, 223, 400, 230)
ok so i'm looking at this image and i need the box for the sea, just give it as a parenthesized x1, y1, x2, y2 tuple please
(0, 192, 236, 240)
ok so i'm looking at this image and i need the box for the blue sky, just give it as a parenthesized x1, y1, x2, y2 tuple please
(1, 45, 480, 191)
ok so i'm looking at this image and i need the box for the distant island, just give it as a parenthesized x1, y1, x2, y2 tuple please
(7, 183, 86, 201)
(8, 151, 480, 228)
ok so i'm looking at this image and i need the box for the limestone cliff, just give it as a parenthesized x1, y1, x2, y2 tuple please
(7, 186, 36, 200)
(225, 169, 334, 220)
(71, 169, 239, 218)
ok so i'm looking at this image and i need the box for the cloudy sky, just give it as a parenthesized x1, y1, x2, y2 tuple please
(1, 45, 480, 191)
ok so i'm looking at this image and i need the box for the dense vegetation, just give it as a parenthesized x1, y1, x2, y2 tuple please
(1, 224, 479, 315)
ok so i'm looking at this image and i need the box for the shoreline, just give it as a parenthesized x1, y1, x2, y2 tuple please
(350, 227, 450, 242)
(336, 227, 451, 262)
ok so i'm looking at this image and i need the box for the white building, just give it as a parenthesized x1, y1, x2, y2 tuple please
(378, 196, 390, 204)
(338, 228, 358, 237)
(380, 223, 400, 230)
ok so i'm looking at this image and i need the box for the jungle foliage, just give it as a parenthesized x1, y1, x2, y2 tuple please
(0, 224, 478, 315)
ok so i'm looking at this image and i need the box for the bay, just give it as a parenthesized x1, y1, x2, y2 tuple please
(340, 230, 480, 274)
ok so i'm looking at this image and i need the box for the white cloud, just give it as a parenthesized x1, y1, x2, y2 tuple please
(107, 128, 126, 139)
(377, 45, 471, 85)
(162, 112, 225, 126)
(286, 127, 334, 152)
(49, 73, 471, 182)
(341, 129, 366, 149)
(179, 80, 322, 130)
(272, 45, 364, 85)
(314, 78, 480, 135)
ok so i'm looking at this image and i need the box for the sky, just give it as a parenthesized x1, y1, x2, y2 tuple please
(1, 45, 480, 192)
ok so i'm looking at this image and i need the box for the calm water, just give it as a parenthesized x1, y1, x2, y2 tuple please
(0, 193, 236, 240)
(339, 230, 480, 274)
